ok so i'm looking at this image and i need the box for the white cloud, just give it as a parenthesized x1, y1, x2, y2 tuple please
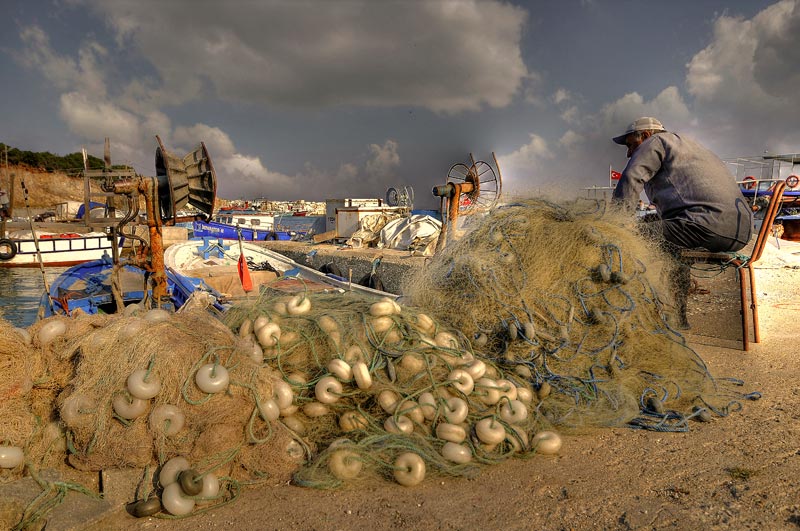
(57, 92, 149, 166)
(560, 105, 580, 124)
(496, 86, 694, 200)
(595, 86, 692, 137)
(523, 71, 546, 106)
(552, 88, 572, 105)
(336, 163, 359, 182)
(83, 0, 530, 113)
(558, 130, 581, 148)
(17, 26, 108, 98)
(173, 124, 237, 159)
(13, 1, 536, 203)
(365, 140, 400, 182)
(685, 0, 800, 155)
(169, 125, 407, 201)
(140, 111, 172, 145)
(59, 92, 138, 141)
(172, 123, 297, 199)
(14, 22, 385, 201)
(496, 133, 554, 196)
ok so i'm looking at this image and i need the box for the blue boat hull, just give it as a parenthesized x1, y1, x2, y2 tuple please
(192, 217, 326, 241)
(192, 220, 290, 241)
(39, 255, 225, 318)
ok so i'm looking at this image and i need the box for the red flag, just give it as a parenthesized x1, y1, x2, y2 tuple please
(610, 169, 622, 180)
(237, 252, 253, 292)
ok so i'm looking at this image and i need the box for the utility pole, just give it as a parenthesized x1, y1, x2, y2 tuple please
(1, 145, 9, 235)
(5, 145, 13, 218)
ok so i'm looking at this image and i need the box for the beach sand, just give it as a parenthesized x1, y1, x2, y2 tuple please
(77, 238, 800, 531)
(3, 161, 797, 528)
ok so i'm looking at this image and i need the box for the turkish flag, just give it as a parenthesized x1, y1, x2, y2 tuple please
(610, 170, 622, 180)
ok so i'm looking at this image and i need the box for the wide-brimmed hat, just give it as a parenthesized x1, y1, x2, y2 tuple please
(612, 117, 666, 144)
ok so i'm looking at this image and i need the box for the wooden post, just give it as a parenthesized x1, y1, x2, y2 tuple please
(1, 146, 10, 235)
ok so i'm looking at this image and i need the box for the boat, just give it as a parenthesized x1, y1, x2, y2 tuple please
(192, 208, 326, 242)
(37, 254, 219, 318)
(0, 230, 121, 268)
(0, 194, 130, 268)
(35, 135, 220, 317)
(727, 153, 800, 240)
(40, 237, 397, 319)
(164, 238, 397, 305)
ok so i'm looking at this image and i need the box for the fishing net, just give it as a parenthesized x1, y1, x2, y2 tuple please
(1, 308, 304, 527)
(401, 198, 758, 431)
(221, 289, 543, 490)
(0, 197, 759, 526)
(1, 321, 38, 482)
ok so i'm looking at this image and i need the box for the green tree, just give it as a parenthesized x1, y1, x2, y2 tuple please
(0, 143, 119, 172)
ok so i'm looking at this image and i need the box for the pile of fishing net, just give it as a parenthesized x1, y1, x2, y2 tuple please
(221, 290, 556, 491)
(0, 309, 304, 526)
(0, 290, 560, 525)
(0, 197, 758, 527)
(402, 198, 758, 430)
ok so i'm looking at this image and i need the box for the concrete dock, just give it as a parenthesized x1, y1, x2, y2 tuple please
(257, 240, 429, 295)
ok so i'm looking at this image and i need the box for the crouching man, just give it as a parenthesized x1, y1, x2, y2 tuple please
(611, 117, 753, 328)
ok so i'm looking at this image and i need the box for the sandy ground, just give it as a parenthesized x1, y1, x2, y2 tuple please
(76, 239, 800, 531)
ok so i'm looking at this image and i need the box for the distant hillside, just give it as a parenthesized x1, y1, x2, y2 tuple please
(0, 142, 107, 174)
(0, 143, 120, 209)
(1, 164, 89, 209)
(0, 143, 231, 212)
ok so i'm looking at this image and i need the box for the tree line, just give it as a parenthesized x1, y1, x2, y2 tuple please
(0, 143, 112, 174)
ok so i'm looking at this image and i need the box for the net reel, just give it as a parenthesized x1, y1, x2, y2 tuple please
(432, 153, 502, 249)
(93, 136, 217, 308)
(385, 185, 415, 208)
(156, 135, 217, 224)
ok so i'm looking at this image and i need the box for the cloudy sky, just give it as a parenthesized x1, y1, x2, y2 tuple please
(1, 0, 799, 208)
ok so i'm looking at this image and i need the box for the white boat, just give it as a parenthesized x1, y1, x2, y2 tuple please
(0, 230, 117, 268)
(725, 152, 800, 240)
(164, 238, 396, 301)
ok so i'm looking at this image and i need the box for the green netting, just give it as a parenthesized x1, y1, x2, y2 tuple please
(0, 197, 758, 527)
(401, 198, 757, 431)
(222, 288, 546, 489)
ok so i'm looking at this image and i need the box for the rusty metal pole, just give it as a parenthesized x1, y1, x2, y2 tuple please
(432, 181, 475, 250)
(447, 183, 464, 230)
(107, 176, 168, 307)
(432, 183, 454, 250)
(142, 178, 168, 305)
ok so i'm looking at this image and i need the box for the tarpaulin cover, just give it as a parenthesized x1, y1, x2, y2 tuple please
(379, 215, 441, 251)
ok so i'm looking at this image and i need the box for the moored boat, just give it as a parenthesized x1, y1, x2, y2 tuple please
(37, 255, 210, 317)
(0, 230, 121, 268)
(728, 153, 800, 240)
(192, 208, 325, 242)
(164, 238, 397, 305)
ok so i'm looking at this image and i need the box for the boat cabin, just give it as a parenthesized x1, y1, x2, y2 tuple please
(215, 209, 276, 231)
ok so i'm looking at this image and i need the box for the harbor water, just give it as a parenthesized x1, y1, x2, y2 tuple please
(0, 267, 67, 327)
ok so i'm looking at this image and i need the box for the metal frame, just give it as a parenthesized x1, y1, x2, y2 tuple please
(681, 181, 787, 351)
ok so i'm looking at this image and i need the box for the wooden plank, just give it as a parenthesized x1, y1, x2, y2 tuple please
(312, 229, 337, 243)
